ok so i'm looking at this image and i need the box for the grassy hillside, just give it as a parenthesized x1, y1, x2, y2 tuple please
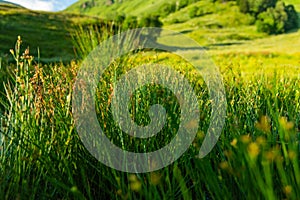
(0, 3, 103, 63)
(66, 0, 300, 52)
(66, 0, 182, 19)
(158, 0, 300, 76)
(67, 0, 300, 22)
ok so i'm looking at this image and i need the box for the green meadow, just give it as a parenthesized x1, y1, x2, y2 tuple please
(0, 0, 299, 199)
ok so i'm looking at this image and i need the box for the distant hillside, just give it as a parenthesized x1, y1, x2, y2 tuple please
(0, 3, 104, 63)
(65, 0, 300, 53)
(1, 0, 299, 63)
(67, 0, 299, 27)
(66, 0, 196, 19)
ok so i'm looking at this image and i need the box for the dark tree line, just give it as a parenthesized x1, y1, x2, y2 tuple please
(114, 14, 163, 30)
(188, 0, 298, 34)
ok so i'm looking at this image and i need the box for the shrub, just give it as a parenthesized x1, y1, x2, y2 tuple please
(189, 6, 199, 18)
(284, 4, 299, 31)
(256, 1, 298, 34)
(178, 0, 189, 9)
(158, 3, 176, 17)
(139, 15, 162, 28)
(122, 16, 138, 29)
(237, 0, 277, 15)
(237, 0, 250, 13)
(189, 6, 214, 18)
(114, 14, 126, 24)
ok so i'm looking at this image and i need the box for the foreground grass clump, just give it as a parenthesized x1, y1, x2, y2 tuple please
(0, 36, 299, 199)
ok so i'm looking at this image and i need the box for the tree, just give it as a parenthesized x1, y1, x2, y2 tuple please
(256, 4, 285, 34)
(256, 1, 298, 34)
(251, 0, 277, 15)
(139, 15, 163, 28)
(115, 14, 126, 24)
(284, 4, 299, 31)
(237, 0, 277, 15)
(237, 0, 250, 13)
(158, 3, 177, 17)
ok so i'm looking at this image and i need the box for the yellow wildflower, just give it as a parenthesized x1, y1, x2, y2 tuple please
(255, 115, 271, 133)
(219, 161, 229, 170)
(150, 172, 162, 186)
(129, 174, 142, 192)
(256, 136, 266, 146)
(230, 138, 238, 148)
(240, 134, 251, 144)
(283, 185, 292, 195)
(265, 149, 278, 161)
(248, 142, 260, 158)
(279, 117, 294, 131)
(288, 150, 296, 160)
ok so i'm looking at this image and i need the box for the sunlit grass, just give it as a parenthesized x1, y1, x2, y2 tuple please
(0, 32, 299, 199)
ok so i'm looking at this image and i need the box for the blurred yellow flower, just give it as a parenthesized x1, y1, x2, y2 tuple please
(265, 150, 276, 161)
(116, 189, 122, 195)
(255, 115, 271, 133)
(130, 181, 142, 192)
(230, 138, 238, 148)
(248, 142, 260, 158)
(129, 174, 142, 192)
(224, 150, 233, 159)
(240, 134, 251, 144)
(129, 174, 137, 182)
(283, 185, 292, 195)
(288, 150, 296, 160)
(220, 161, 229, 170)
(279, 117, 294, 131)
(150, 172, 162, 186)
(256, 136, 266, 146)
(197, 131, 205, 140)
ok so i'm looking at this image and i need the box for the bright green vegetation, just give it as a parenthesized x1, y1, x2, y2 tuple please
(66, 0, 184, 19)
(0, 34, 299, 199)
(0, 0, 300, 199)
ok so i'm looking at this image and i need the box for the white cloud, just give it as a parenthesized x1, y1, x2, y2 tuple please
(4, 0, 77, 11)
(5, 0, 54, 11)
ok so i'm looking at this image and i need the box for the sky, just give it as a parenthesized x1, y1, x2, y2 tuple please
(4, 0, 78, 11)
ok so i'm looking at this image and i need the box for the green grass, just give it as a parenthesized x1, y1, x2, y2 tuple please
(67, 0, 300, 21)
(0, 31, 299, 199)
(66, 0, 182, 19)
